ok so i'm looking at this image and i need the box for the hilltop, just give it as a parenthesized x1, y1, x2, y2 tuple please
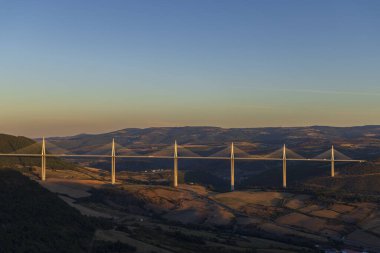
(0, 134, 76, 171)
(46, 125, 380, 159)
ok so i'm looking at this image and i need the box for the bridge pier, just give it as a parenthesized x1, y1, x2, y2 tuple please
(41, 137, 46, 181)
(282, 144, 287, 188)
(230, 142, 235, 191)
(331, 145, 335, 177)
(111, 139, 116, 184)
(173, 140, 178, 187)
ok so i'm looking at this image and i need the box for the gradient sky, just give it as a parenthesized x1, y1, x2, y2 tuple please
(1, 0, 380, 137)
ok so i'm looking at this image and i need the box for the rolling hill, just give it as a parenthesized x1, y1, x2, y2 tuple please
(45, 125, 380, 160)
(0, 134, 76, 170)
(42, 126, 380, 190)
(3, 126, 380, 191)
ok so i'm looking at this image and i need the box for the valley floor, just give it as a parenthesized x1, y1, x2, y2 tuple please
(24, 167, 380, 253)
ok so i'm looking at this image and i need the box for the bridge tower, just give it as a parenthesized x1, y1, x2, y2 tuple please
(282, 144, 287, 188)
(173, 140, 178, 187)
(331, 145, 335, 177)
(111, 138, 116, 184)
(230, 142, 235, 191)
(41, 137, 46, 181)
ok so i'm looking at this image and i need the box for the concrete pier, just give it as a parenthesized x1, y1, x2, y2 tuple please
(111, 138, 116, 184)
(282, 144, 287, 188)
(331, 145, 335, 177)
(41, 137, 46, 181)
(230, 142, 235, 191)
(173, 140, 178, 187)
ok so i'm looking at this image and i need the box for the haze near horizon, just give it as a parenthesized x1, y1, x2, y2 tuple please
(1, 0, 380, 137)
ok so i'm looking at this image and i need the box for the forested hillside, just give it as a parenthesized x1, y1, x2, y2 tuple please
(0, 169, 95, 252)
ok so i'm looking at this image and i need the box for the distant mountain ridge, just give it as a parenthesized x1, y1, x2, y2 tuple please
(44, 125, 380, 160)
(47, 125, 380, 143)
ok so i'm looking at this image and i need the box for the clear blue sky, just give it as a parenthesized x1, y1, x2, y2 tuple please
(1, 0, 379, 137)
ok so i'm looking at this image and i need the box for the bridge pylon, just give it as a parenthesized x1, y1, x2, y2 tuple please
(331, 145, 335, 177)
(282, 144, 287, 188)
(41, 137, 46, 181)
(230, 142, 235, 191)
(173, 140, 178, 187)
(111, 138, 116, 184)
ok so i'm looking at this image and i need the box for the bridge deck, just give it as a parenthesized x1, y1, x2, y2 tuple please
(0, 153, 365, 162)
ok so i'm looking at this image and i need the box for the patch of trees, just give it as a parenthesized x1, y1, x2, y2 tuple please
(164, 230, 206, 245)
(92, 241, 136, 253)
(290, 185, 380, 203)
(185, 169, 230, 192)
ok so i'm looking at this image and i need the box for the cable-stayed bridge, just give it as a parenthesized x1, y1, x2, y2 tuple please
(0, 138, 366, 191)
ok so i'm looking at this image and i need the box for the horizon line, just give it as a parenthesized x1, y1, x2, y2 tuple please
(24, 124, 380, 139)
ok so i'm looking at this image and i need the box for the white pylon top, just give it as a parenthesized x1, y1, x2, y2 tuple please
(231, 142, 235, 159)
(174, 140, 178, 158)
(331, 145, 335, 160)
(283, 144, 286, 159)
(41, 137, 46, 155)
(111, 138, 116, 156)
